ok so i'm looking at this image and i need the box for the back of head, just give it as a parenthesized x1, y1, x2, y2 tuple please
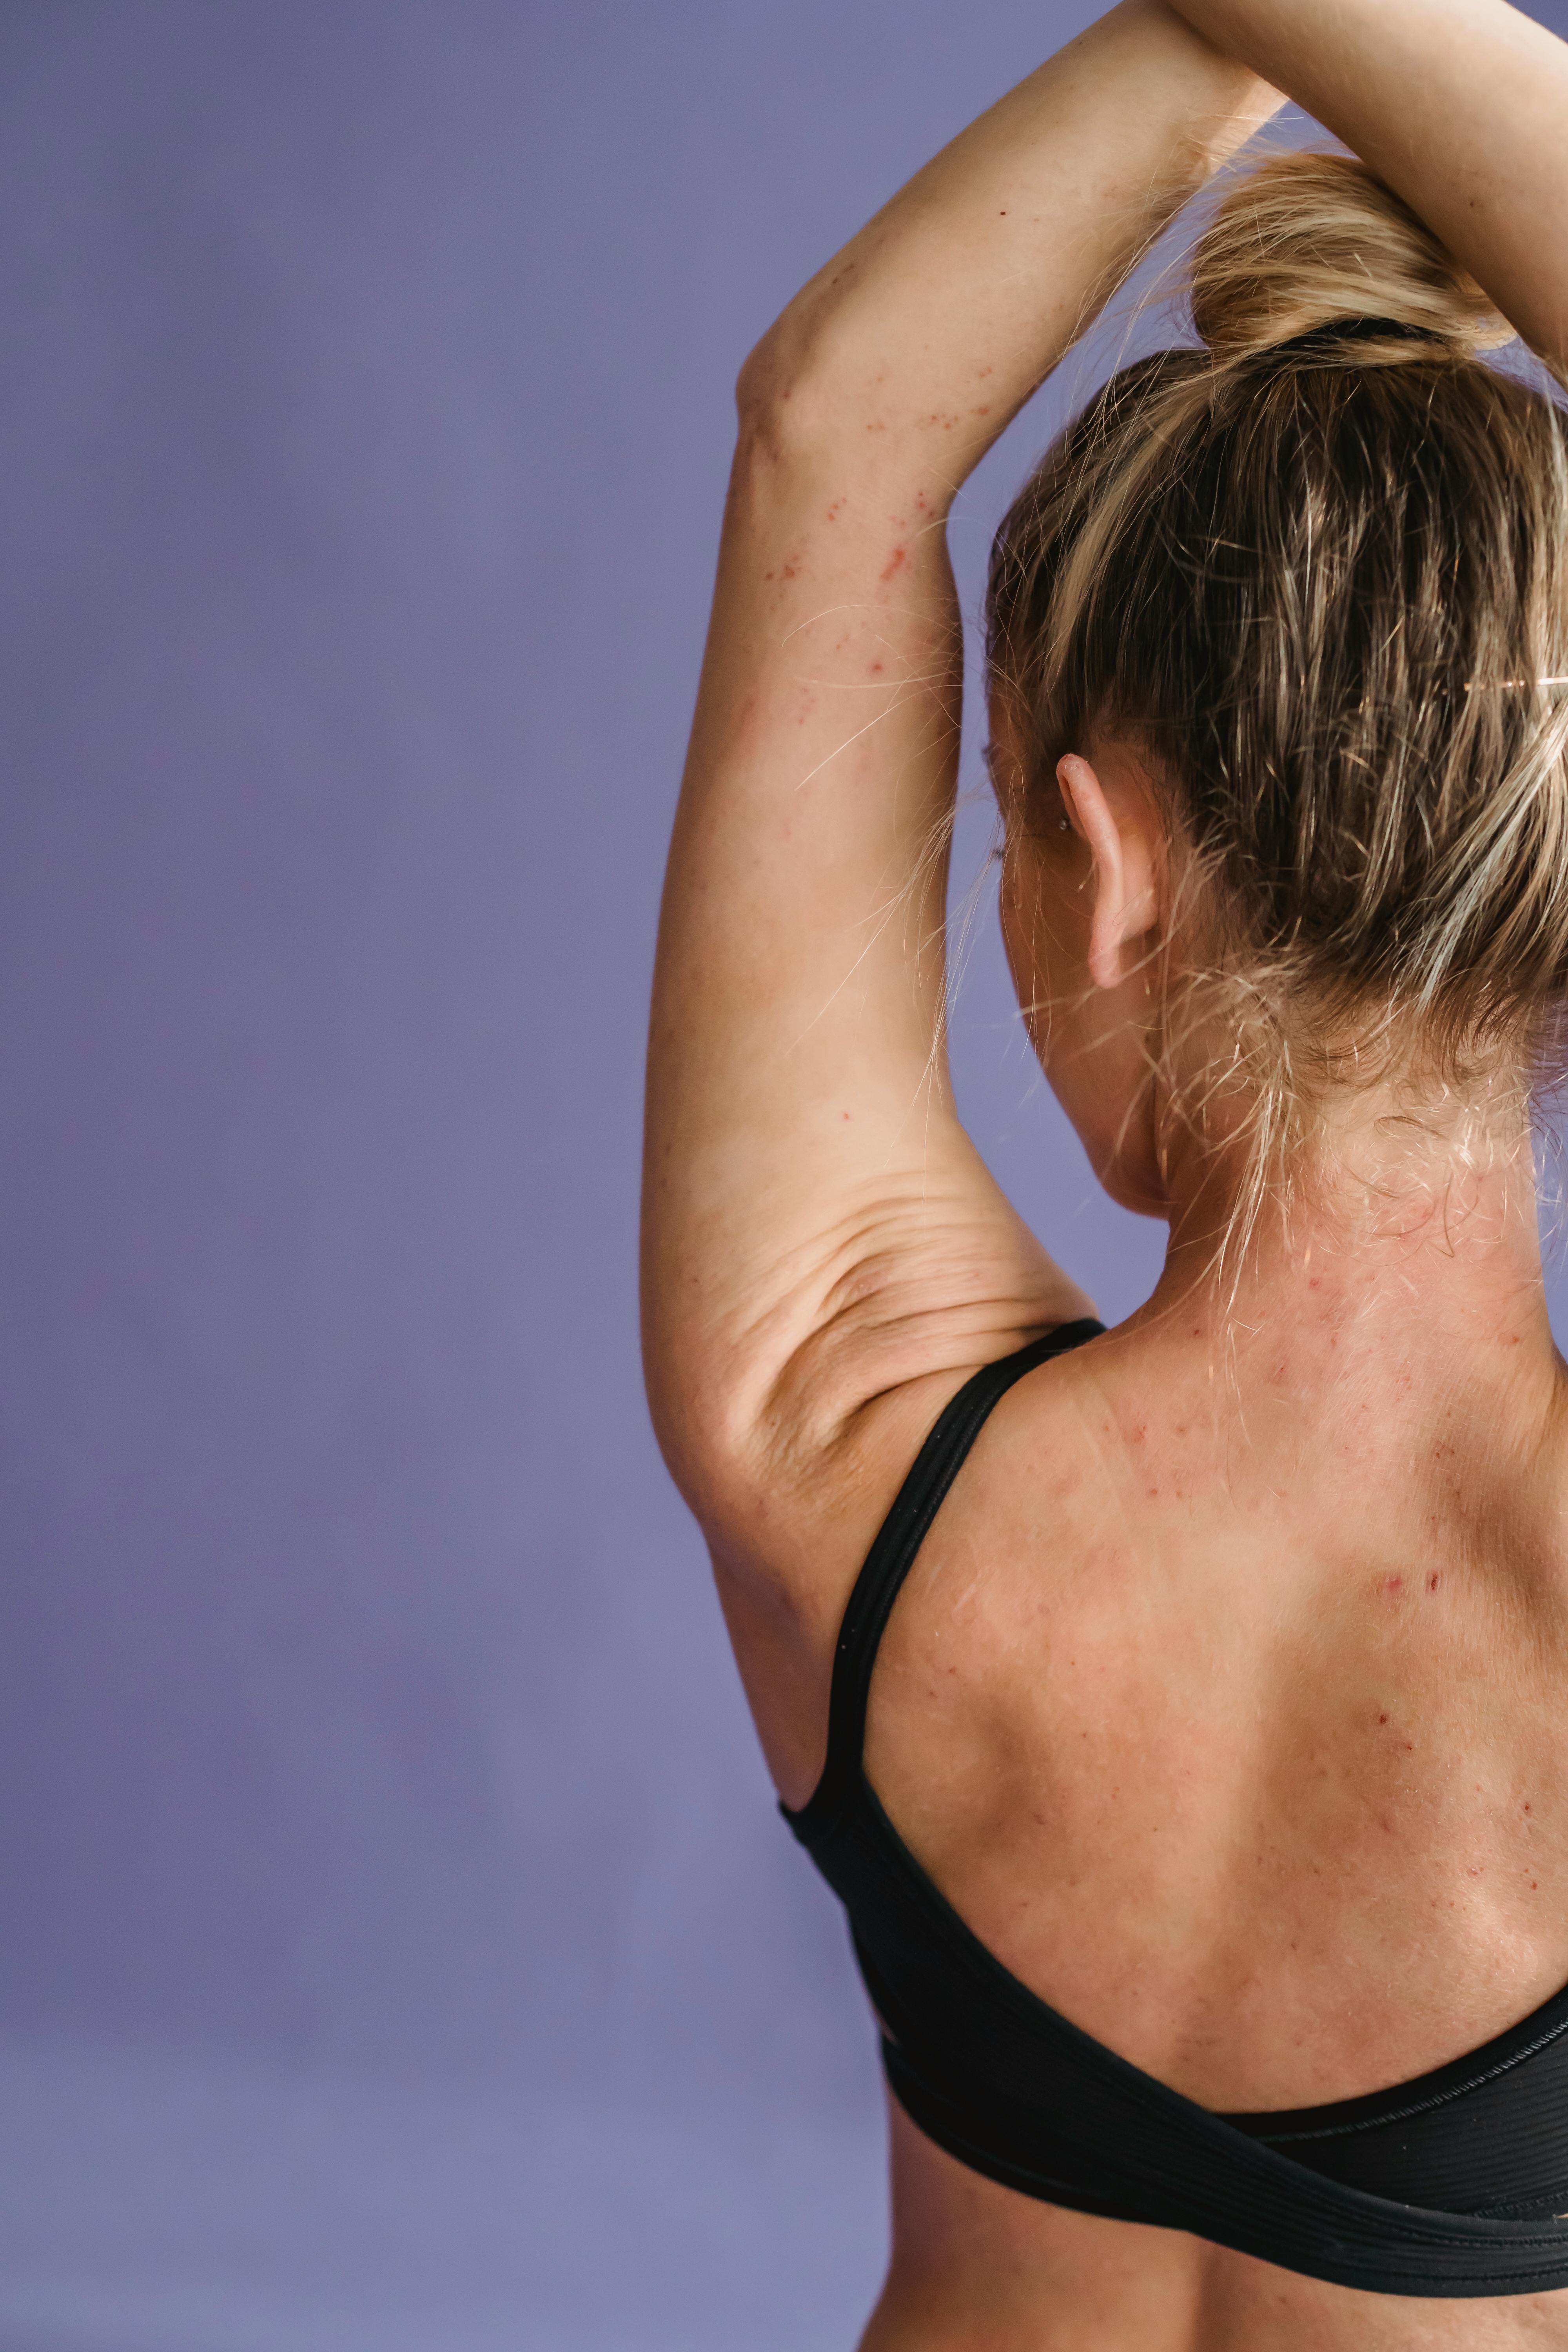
(988, 149, 1568, 1138)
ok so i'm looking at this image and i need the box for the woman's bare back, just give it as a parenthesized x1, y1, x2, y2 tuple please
(858, 1298, 1568, 2347)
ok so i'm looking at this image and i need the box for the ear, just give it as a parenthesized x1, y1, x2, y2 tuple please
(1056, 751, 1160, 991)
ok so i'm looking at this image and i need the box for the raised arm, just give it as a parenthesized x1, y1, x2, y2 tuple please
(642, 5, 1278, 1619)
(1167, 0, 1568, 374)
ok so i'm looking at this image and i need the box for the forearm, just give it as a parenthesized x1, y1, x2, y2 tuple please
(743, 0, 1280, 508)
(1167, 0, 1568, 368)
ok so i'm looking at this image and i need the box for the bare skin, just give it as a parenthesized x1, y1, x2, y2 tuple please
(642, 2, 1568, 2344)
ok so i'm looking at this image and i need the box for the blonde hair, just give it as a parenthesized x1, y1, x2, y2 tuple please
(986, 150, 1568, 1255)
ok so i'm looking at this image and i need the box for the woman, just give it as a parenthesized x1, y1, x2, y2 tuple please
(641, 0, 1568, 2341)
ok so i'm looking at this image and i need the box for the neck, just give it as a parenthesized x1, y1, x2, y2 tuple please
(1133, 1079, 1559, 1420)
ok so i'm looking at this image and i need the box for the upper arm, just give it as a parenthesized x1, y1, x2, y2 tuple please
(641, 397, 1088, 1590)
(640, 8, 1277, 1621)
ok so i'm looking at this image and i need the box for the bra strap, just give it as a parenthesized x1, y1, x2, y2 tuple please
(782, 1318, 1104, 1847)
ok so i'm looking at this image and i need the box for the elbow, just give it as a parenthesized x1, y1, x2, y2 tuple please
(735, 325, 790, 429)
(734, 310, 849, 469)
(734, 333, 813, 460)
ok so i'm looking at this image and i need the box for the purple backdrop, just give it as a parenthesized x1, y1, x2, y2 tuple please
(2, 4, 1565, 2345)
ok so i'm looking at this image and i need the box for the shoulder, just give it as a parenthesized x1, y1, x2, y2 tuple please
(667, 1286, 1100, 1806)
(661, 1265, 1098, 1615)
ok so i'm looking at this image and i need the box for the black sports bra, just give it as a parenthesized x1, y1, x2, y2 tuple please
(781, 1320, 1568, 2299)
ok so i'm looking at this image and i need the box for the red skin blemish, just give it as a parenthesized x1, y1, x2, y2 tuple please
(780, 562, 798, 580)
(869, 661, 884, 674)
(880, 546, 907, 581)
(1379, 1713, 1389, 1725)
(1382, 1575, 1403, 1595)
(1427, 1573, 1440, 1592)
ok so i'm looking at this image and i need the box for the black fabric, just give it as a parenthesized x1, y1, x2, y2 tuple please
(780, 1323, 1568, 2297)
